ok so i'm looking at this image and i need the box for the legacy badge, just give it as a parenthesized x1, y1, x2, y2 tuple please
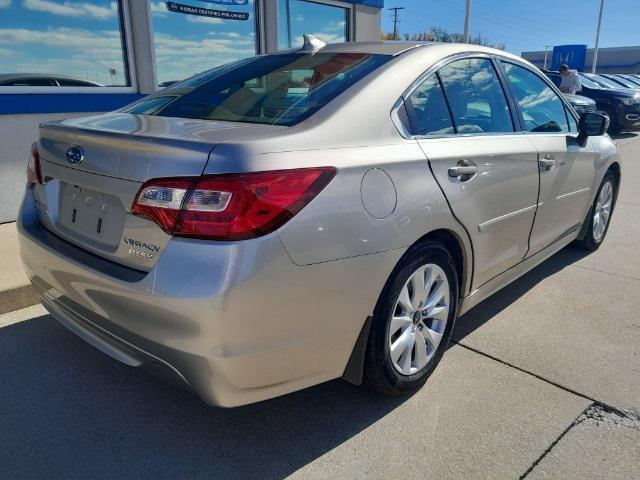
(123, 237, 160, 261)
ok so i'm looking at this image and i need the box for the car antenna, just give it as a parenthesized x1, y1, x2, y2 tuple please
(302, 34, 326, 52)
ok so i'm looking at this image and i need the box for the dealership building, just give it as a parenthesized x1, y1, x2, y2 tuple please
(522, 45, 640, 74)
(0, 0, 383, 223)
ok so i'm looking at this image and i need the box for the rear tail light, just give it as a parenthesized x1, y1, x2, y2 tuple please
(132, 167, 336, 240)
(27, 142, 42, 185)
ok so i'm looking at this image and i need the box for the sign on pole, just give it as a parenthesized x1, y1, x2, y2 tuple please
(551, 45, 588, 71)
(165, 2, 249, 21)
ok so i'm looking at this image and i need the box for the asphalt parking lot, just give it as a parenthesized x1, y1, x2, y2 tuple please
(1, 133, 639, 480)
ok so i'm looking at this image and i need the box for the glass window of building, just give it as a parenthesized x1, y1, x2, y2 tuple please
(0, 0, 129, 87)
(151, 1, 258, 86)
(278, 0, 349, 50)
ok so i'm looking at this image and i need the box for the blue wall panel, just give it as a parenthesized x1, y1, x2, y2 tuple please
(0, 94, 145, 115)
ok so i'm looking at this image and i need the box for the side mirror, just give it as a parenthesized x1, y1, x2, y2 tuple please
(577, 112, 609, 145)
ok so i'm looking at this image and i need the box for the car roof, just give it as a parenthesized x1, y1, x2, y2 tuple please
(283, 41, 522, 60)
(306, 41, 431, 56)
(0, 73, 91, 81)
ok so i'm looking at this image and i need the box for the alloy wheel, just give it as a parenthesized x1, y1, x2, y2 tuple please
(388, 263, 450, 376)
(593, 180, 614, 242)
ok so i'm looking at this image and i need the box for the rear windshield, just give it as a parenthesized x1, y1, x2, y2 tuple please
(125, 52, 391, 126)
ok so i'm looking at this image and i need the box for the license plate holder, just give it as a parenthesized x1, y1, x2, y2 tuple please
(56, 182, 126, 250)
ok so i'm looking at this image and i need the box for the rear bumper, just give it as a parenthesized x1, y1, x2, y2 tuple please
(18, 188, 402, 407)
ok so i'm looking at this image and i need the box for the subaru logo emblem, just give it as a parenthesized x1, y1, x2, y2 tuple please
(66, 145, 84, 165)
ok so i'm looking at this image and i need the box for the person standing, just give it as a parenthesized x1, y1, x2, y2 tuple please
(558, 64, 582, 94)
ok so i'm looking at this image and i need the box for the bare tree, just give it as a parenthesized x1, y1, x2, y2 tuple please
(382, 26, 505, 50)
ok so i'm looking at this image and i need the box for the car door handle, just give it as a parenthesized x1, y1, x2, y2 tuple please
(448, 165, 478, 178)
(539, 155, 557, 172)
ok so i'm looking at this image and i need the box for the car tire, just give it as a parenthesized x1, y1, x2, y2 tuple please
(574, 173, 617, 251)
(602, 107, 620, 134)
(364, 241, 458, 397)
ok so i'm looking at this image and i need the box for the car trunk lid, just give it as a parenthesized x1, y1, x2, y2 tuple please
(34, 113, 267, 271)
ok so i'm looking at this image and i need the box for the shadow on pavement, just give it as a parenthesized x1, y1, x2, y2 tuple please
(452, 245, 589, 342)
(0, 315, 407, 480)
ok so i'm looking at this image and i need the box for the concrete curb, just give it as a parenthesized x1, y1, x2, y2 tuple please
(0, 284, 40, 315)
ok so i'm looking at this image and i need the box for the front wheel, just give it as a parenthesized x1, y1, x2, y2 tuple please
(574, 173, 617, 251)
(602, 108, 620, 134)
(364, 242, 458, 396)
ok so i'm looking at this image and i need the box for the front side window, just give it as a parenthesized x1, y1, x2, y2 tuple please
(438, 58, 514, 134)
(502, 62, 569, 133)
(278, 0, 349, 50)
(0, 0, 129, 87)
(405, 75, 454, 135)
(151, 1, 257, 86)
(125, 52, 390, 126)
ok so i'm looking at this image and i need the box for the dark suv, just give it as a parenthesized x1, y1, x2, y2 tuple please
(546, 71, 640, 133)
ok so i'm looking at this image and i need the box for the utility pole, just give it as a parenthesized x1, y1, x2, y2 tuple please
(388, 6, 404, 40)
(592, 0, 605, 73)
(543, 45, 552, 70)
(463, 0, 472, 43)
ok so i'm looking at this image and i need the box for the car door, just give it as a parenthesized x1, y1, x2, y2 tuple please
(408, 56, 540, 288)
(500, 61, 596, 255)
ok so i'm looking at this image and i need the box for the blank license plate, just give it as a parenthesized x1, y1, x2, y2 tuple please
(57, 182, 126, 249)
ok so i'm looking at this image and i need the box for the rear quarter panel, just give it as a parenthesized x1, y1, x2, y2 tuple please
(275, 141, 472, 291)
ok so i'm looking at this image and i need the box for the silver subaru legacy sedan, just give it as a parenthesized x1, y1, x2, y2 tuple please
(18, 41, 620, 407)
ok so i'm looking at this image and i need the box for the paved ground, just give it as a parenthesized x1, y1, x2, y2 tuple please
(0, 222, 39, 314)
(0, 133, 638, 479)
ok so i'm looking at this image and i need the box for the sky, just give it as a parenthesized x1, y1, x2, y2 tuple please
(381, 0, 640, 55)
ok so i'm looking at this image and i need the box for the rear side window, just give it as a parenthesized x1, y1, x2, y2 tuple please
(405, 75, 454, 135)
(127, 52, 391, 126)
(438, 58, 514, 134)
(502, 62, 569, 133)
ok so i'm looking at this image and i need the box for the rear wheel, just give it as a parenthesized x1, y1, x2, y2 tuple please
(364, 242, 458, 396)
(575, 173, 616, 251)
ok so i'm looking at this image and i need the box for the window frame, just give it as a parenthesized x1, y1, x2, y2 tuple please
(394, 52, 521, 139)
(0, 0, 136, 94)
(498, 59, 580, 135)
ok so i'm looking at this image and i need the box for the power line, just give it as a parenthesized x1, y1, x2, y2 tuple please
(388, 7, 405, 40)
